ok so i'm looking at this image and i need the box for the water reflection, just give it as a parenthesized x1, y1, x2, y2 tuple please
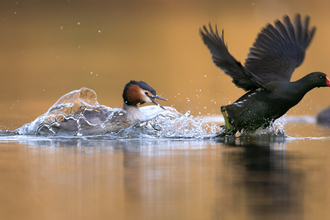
(221, 139, 304, 219)
(0, 136, 310, 219)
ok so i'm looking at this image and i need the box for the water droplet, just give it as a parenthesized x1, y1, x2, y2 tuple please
(14, 12, 17, 14)
(90, 72, 93, 74)
(78, 46, 81, 48)
(60, 26, 63, 30)
(98, 30, 101, 33)
(77, 22, 80, 25)
(204, 75, 207, 77)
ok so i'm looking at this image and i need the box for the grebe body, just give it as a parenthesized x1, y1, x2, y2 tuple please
(20, 81, 168, 135)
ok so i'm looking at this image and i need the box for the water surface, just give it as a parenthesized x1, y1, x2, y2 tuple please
(0, 119, 330, 220)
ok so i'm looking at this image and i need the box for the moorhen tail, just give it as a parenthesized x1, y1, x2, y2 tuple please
(200, 14, 330, 135)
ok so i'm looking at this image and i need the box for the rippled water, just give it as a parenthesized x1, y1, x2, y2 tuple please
(0, 119, 330, 220)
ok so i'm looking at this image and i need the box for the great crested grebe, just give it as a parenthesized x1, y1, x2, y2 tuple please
(19, 80, 168, 135)
(72, 80, 167, 134)
(120, 80, 168, 124)
(122, 80, 167, 111)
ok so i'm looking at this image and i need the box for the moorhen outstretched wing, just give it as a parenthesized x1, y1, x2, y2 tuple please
(200, 14, 330, 135)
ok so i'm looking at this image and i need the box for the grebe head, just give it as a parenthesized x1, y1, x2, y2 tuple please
(122, 81, 167, 109)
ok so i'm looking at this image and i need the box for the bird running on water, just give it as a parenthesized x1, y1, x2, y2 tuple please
(200, 14, 330, 136)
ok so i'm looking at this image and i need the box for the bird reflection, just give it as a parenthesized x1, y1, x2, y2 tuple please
(215, 137, 303, 219)
(1, 136, 305, 219)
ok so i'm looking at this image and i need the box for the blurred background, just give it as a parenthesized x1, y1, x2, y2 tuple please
(0, 0, 330, 130)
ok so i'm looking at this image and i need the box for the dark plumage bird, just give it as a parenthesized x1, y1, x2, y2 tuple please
(317, 106, 330, 126)
(200, 14, 330, 135)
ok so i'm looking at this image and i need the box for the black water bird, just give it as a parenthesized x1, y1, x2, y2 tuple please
(200, 14, 330, 135)
(316, 106, 330, 126)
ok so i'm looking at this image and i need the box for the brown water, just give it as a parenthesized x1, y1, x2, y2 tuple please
(1, 1, 330, 219)
(0, 122, 330, 220)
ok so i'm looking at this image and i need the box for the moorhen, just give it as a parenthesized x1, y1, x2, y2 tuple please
(200, 14, 330, 135)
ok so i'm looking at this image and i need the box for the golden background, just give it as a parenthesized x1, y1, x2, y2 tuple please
(0, 0, 329, 130)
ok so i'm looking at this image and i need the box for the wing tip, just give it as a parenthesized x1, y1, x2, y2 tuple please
(245, 14, 317, 83)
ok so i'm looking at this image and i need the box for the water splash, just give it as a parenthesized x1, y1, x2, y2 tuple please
(112, 112, 220, 139)
(242, 118, 287, 137)
(211, 117, 288, 141)
(14, 88, 220, 139)
(0, 88, 303, 140)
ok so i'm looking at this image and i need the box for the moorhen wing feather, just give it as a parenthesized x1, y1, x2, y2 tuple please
(244, 14, 316, 83)
(200, 14, 330, 135)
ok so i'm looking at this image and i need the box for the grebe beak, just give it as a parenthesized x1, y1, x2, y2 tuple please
(149, 95, 167, 110)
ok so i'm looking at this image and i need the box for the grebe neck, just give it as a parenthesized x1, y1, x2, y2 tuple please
(122, 103, 144, 120)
